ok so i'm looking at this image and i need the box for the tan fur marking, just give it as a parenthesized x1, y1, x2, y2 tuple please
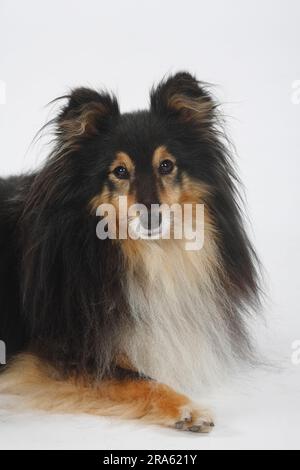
(118, 239, 145, 272)
(60, 103, 109, 137)
(109, 152, 135, 179)
(152, 145, 177, 171)
(0, 354, 213, 430)
(179, 174, 216, 235)
(152, 146, 180, 205)
(89, 153, 136, 213)
(179, 174, 209, 204)
(115, 353, 136, 371)
(167, 94, 213, 125)
(89, 183, 112, 213)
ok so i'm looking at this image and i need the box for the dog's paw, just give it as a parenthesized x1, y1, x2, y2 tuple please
(174, 404, 214, 433)
(142, 382, 214, 433)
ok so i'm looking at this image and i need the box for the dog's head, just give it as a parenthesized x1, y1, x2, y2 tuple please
(52, 72, 221, 241)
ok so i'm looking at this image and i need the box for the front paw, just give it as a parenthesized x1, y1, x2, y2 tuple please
(149, 383, 214, 433)
(174, 404, 214, 433)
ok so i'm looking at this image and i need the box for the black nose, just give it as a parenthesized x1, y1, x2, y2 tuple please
(140, 209, 162, 231)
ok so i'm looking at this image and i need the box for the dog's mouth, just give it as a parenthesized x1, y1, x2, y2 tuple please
(128, 209, 171, 240)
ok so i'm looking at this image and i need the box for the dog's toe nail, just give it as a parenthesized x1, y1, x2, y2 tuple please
(189, 425, 201, 433)
(203, 420, 214, 427)
(175, 421, 185, 430)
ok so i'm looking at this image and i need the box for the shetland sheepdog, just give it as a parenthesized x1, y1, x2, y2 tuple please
(0, 72, 260, 433)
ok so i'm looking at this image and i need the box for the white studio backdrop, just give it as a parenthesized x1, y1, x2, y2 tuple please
(0, 0, 300, 450)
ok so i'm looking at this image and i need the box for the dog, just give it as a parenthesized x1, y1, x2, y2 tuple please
(0, 72, 260, 432)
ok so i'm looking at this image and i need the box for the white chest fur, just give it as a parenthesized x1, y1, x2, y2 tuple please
(123, 239, 235, 393)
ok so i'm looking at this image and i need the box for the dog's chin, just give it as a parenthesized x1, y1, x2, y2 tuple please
(128, 216, 171, 240)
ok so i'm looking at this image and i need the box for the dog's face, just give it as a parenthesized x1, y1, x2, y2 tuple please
(55, 73, 217, 239)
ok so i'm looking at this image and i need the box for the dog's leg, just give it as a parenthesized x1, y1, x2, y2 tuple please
(0, 353, 214, 433)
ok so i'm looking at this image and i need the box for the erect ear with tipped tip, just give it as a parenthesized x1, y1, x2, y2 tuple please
(150, 72, 214, 126)
(57, 87, 120, 138)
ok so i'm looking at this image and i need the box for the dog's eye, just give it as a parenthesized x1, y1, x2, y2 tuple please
(159, 159, 175, 175)
(113, 166, 129, 179)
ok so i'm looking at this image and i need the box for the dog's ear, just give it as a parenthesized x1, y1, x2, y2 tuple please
(57, 87, 120, 138)
(150, 72, 214, 126)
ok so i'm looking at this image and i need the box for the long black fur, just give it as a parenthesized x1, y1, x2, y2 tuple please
(0, 72, 260, 378)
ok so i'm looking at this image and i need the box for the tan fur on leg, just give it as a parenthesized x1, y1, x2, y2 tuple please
(0, 354, 214, 433)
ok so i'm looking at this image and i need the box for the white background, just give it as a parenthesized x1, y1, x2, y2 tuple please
(0, 0, 300, 450)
